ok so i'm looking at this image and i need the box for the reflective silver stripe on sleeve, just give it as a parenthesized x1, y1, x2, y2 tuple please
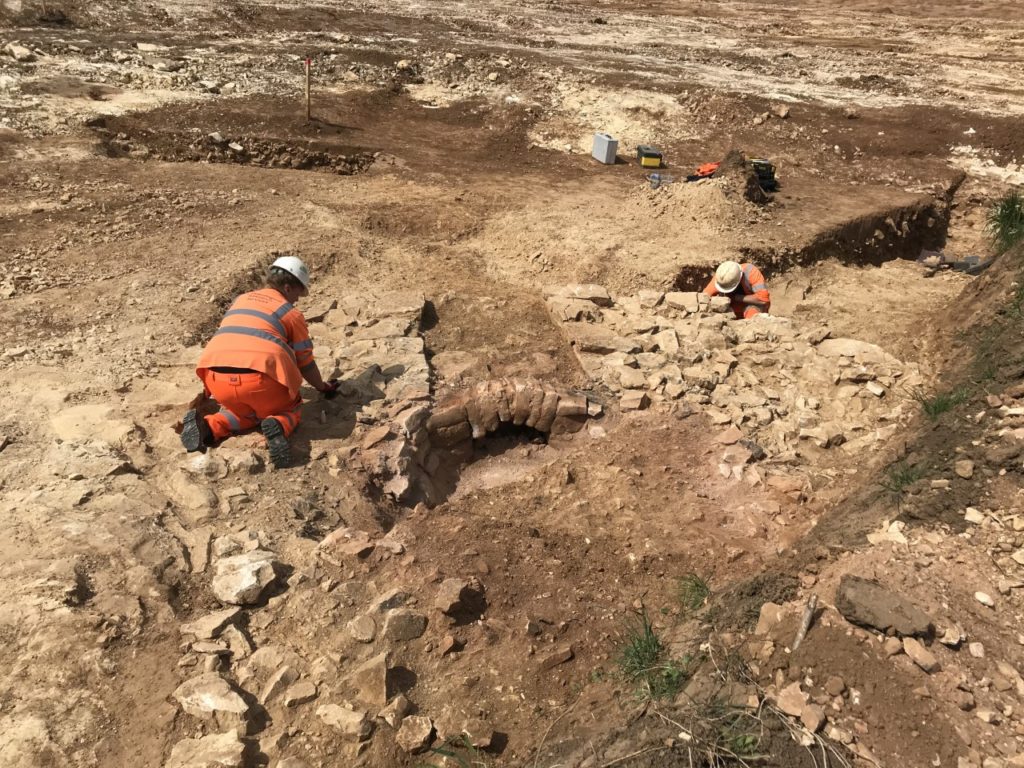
(292, 339, 313, 351)
(741, 264, 767, 293)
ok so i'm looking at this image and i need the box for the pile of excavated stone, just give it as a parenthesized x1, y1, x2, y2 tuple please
(898, 380, 1024, 530)
(728, 371, 1024, 768)
(746, 549, 1024, 768)
(168, 522, 495, 767)
(545, 283, 923, 480)
(738, 577, 945, 765)
(971, 383, 1024, 482)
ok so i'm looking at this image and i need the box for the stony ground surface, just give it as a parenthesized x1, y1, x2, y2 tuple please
(1, 1, 1024, 767)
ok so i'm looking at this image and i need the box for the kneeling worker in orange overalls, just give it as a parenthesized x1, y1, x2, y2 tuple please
(702, 260, 771, 319)
(180, 256, 337, 468)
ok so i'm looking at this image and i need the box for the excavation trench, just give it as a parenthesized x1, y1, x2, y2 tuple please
(672, 193, 952, 291)
(89, 118, 376, 174)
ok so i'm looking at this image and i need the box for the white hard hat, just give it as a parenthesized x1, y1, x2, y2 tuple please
(270, 255, 310, 289)
(714, 260, 742, 293)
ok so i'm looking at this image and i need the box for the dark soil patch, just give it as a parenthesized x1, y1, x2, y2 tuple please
(836, 73, 910, 96)
(21, 75, 120, 100)
(772, 622, 962, 768)
(87, 89, 574, 180)
(707, 571, 799, 632)
(95, 124, 375, 175)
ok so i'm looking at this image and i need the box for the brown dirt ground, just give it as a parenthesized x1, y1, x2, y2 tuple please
(2, 1, 1024, 767)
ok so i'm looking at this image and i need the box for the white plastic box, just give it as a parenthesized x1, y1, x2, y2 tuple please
(591, 133, 618, 165)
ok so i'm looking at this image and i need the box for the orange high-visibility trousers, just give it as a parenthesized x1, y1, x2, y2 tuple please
(199, 369, 302, 442)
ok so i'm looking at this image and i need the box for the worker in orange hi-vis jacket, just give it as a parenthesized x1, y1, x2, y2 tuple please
(180, 256, 338, 469)
(702, 260, 771, 320)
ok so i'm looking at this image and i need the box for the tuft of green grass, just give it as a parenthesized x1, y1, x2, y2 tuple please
(881, 462, 925, 494)
(620, 610, 662, 680)
(698, 703, 767, 762)
(908, 385, 971, 420)
(618, 608, 690, 700)
(418, 735, 486, 768)
(988, 191, 1024, 253)
(728, 732, 761, 757)
(677, 573, 711, 615)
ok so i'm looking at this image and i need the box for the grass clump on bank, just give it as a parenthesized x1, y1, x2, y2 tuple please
(881, 461, 926, 494)
(618, 608, 691, 700)
(908, 385, 972, 420)
(988, 191, 1024, 253)
(677, 573, 711, 615)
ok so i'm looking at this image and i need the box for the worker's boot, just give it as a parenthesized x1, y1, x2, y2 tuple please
(181, 409, 213, 453)
(260, 417, 291, 469)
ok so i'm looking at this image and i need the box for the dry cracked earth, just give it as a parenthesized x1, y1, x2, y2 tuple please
(1, 0, 1024, 767)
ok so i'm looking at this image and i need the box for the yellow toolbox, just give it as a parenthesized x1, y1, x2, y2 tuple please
(637, 145, 663, 168)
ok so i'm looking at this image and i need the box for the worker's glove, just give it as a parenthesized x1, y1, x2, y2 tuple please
(321, 379, 340, 400)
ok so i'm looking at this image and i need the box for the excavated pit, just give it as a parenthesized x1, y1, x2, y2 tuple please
(91, 121, 376, 174)
(5, 2, 1024, 766)
(475, 421, 549, 452)
(426, 421, 553, 502)
(672, 194, 952, 291)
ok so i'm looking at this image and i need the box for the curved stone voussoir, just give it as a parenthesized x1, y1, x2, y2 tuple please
(511, 380, 533, 425)
(524, 384, 547, 429)
(433, 421, 472, 448)
(555, 393, 587, 418)
(491, 380, 513, 423)
(426, 404, 468, 433)
(534, 389, 561, 433)
(464, 396, 488, 440)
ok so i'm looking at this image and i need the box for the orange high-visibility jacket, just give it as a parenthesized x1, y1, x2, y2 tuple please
(702, 263, 771, 312)
(197, 288, 315, 397)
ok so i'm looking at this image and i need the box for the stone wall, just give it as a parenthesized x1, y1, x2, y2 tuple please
(545, 283, 922, 481)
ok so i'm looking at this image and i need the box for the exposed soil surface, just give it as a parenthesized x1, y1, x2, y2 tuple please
(2, 1, 1024, 767)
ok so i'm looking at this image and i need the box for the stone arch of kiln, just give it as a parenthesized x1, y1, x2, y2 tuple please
(426, 378, 599, 451)
(376, 378, 602, 508)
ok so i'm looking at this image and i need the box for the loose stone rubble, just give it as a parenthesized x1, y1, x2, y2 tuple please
(740, 371, 1024, 768)
(545, 282, 921, 480)
(396, 715, 436, 753)
(173, 673, 251, 731)
(165, 731, 245, 768)
(320, 279, 916, 510)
